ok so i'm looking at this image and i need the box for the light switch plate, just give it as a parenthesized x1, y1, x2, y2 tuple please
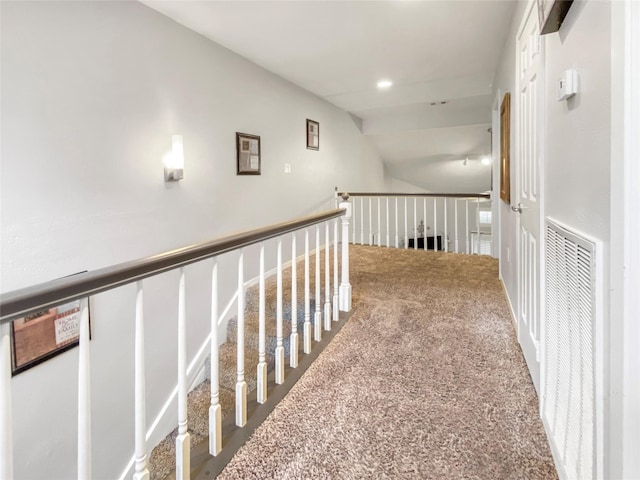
(284, 163, 291, 174)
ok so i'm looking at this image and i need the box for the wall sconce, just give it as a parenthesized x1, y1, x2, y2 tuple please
(164, 134, 184, 182)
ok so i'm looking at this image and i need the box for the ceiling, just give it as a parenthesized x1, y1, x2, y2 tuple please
(142, 0, 517, 193)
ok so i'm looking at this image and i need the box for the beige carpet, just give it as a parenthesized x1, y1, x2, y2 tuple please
(217, 245, 557, 479)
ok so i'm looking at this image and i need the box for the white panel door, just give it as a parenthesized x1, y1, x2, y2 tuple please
(515, 2, 543, 394)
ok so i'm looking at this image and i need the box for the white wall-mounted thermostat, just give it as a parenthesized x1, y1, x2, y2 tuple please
(557, 69, 578, 101)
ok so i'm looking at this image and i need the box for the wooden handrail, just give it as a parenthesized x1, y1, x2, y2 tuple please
(337, 192, 491, 198)
(0, 208, 346, 324)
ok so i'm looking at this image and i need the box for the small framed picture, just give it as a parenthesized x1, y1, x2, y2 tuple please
(306, 119, 319, 151)
(236, 132, 261, 175)
(11, 299, 91, 375)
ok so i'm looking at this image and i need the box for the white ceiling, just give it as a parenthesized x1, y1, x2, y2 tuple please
(142, 0, 516, 193)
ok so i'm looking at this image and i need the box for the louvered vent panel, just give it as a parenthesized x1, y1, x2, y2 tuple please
(543, 219, 599, 479)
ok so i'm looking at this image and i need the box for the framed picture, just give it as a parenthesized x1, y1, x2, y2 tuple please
(500, 92, 511, 204)
(11, 299, 91, 375)
(236, 132, 261, 175)
(537, 0, 574, 35)
(306, 119, 319, 150)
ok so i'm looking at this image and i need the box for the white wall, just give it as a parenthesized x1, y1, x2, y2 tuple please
(0, 1, 387, 478)
(491, 0, 526, 309)
(493, 0, 616, 476)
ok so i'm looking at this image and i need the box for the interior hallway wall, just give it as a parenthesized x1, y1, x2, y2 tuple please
(493, 0, 613, 477)
(0, 1, 387, 478)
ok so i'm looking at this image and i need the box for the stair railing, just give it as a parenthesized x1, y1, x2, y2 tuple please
(336, 192, 492, 255)
(0, 202, 351, 480)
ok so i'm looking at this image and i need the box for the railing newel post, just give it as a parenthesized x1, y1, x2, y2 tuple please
(339, 195, 352, 312)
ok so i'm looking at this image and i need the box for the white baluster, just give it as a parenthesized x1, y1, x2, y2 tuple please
(134, 283, 150, 479)
(476, 199, 481, 255)
(394, 197, 399, 248)
(304, 229, 311, 354)
(78, 298, 92, 480)
(413, 197, 417, 250)
(324, 222, 331, 330)
(444, 198, 449, 253)
(466, 199, 470, 255)
(333, 219, 339, 322)
(176, 269, 190, 480)
(377, 198, 381, 247)
(290, 233, 299, 368)
(423, 198, 427, 251)
(368, 197, 373, 246)
(1, 322, 14, 480)
(454, 199, 459, 253)
(360, 197, 364, 245)
(404, 197, 408, 249)
(386, 197, 390, 248)
(209, 260, 222, 455)
(275, 239, 285, 384)
(235, 253, 247, 427)
(351, 197, 356, 245)
(314, 226, 322, 342)
(489, 199, 493, 256)
(339, 199, 352, 311)
(257, 245, 267, 402)
(433, 198, 438, 251)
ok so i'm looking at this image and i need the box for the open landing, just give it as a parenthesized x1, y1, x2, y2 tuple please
(217, 245, 557, 479)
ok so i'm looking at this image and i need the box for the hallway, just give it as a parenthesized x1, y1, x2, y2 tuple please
(218, 245, 555, 479)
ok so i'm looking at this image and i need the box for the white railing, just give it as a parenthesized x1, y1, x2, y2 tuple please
(338, 192, 492, 256)
(0, 201, 352, 480)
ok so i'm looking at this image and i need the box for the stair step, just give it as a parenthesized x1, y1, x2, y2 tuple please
(218, 343, 273, 393)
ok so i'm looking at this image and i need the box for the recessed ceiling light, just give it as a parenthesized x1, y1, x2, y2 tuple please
(377, 80, 393, 89)
(482, 156, 491, 165)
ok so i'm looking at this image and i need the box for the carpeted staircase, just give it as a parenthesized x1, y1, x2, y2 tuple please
(148, 254, 324, 480)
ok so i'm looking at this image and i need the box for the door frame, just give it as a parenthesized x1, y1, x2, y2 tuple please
(610, 1, 640, 478)
(514, 0, 546, 398)
(491, 90, 502, 262)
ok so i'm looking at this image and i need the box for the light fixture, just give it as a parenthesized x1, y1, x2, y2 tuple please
(481, 156, 491, 166)
(463, 157, 468, 166)
(164, 134, 184, 182)
(377, 79, 393, 89)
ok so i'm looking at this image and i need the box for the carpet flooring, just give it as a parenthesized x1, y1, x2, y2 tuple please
(217, 245, 558, 479)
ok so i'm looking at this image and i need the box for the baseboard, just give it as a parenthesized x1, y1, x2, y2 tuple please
(542, 416, 568, 480)
(500, 279, 517, 329)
